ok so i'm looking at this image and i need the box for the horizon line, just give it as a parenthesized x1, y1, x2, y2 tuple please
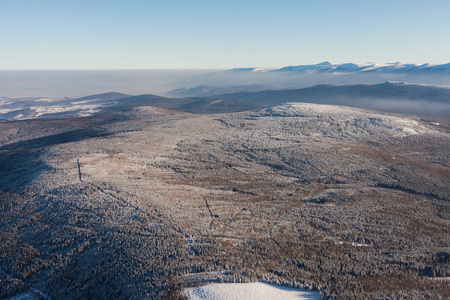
(1, 61, 450, 72)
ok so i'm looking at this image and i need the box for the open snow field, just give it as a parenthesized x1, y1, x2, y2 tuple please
(183, 282, 322, 300)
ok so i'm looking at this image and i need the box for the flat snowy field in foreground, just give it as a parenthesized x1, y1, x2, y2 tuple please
(183, 282, 322, 300)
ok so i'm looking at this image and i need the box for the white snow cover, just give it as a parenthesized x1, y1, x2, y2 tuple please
(183, 282, 321, 300)
(208, 100, 223, 106)
(70, 99, 99, 104)
(271, 62, 450, 74)
(33, 97, 61, 102)
(263, 103, 432, 137)
(359, 62, 390, 71)
(251, 68, 269, 72)
(30, 104, 101, 117)
(0, 108, 22, 114)
(0, 100, 13, 106)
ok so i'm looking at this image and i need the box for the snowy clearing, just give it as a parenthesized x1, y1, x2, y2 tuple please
(0, 108, 22, 114)
(183, 282, 321, 300)
(30, 104, 101, 117)
(208, 100, 223, 106)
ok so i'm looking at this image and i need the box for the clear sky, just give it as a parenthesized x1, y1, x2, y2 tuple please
(1, 0, 449, 70)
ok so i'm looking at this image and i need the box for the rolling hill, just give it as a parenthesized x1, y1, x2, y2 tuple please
(1, 102, 449, 299)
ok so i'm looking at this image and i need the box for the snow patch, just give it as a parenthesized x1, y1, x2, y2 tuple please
(71, 99, 99, 105)
(0, 100, 13, 105)
(251, 68, 269, 72)
(34, 97, 60, 102)
(30, 104, 101, 116)
(208, 100, 223, 106)
(261, 103, 433, 137)
(184, 282, 321, 300)
(336, 241, 371, 247)
(0, 108, 22, 114)
(399, 127, 418, 135)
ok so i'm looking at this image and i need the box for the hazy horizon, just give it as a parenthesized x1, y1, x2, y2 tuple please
(2, 66, 450, 99)
(0, 69, 218, 98)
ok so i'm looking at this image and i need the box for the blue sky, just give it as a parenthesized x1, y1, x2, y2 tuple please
(1, 0, 449, 70)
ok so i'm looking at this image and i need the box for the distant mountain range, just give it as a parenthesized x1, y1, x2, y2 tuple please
(213, 81, 450, 105)
(170, 81, 450, 117)
(2, 81, 450, 121)
(227, 62, 450, 75)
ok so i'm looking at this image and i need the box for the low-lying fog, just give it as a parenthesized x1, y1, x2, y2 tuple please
(0, 70, 218, 98)
(2, 69, 450, 98)
(351, 98, 450, 117)
(1, 68, 449, 118)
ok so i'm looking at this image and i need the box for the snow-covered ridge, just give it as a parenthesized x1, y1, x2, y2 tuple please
(226, 62, 450, 75)
(225, 67, 272, 73)
(257, 103, 434, 137)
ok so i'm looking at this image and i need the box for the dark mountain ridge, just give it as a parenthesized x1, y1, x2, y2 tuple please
(167, 84, 273, 98)
(210, 81, 450, 117)
(73, 92, 130, 102)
